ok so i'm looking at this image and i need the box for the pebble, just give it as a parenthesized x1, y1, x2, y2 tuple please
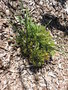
(65, 2, 68, 14)
(39, 1, 43, 5)
(48, 72, 56, 78)
(58, 63, 62, 69)
(6, 10, 10, 16)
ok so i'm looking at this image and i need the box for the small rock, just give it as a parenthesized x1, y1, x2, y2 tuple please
(39, 1, 43, 5)
(65, 4, 68, 14)
(58, 63, 62, 69)
(6, 9, 10, 16)
(48, 72, 56, 78)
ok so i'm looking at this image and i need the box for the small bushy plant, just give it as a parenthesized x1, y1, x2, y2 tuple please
(16, 10, 55, 67)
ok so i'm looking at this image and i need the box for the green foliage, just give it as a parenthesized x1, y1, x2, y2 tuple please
(16, 10, 55, 67)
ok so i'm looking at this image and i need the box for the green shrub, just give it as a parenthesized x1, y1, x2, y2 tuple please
(16, 10, 55, 67)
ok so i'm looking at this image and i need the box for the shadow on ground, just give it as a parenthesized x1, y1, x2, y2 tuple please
(58, 0, 66, 7)
(40, 13, 68, 35)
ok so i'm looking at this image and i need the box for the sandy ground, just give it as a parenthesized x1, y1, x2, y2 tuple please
(0, 0, 68, 90)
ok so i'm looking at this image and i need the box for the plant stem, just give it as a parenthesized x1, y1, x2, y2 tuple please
(25, 10, 29, 57)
